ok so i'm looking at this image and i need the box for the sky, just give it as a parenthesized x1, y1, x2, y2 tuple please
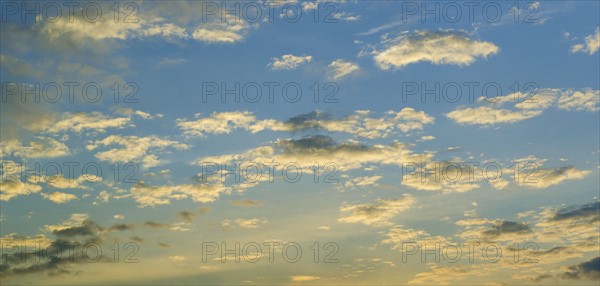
(0, 0, 599, 285)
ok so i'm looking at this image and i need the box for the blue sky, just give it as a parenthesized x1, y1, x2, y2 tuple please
(1, 0, 599, 284)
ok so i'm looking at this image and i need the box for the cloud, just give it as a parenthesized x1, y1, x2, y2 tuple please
(169, 256, 187, 262)
(1, 137, 70, 159)
(33, 1, 256, 45)
(179, 109, 435, 139)
(34, 3, 249, 43)
(446, 106, 542, 125)
(382, 225, 450, 248)
(191, 22, 250, 43)
(401, 161, 482, 193)
(177, 208, 210, 223)
(87, 135, 189, 168)
(222, 218, 268, 229)
(328, 59, 359, 80)
(481, 220, 532, 239)
(177, 111, 256, 137)
(0, 83, 56, 140)
(45, 215, 103, 238)
(516, 166, 590, 189)
(43, 112, 133, 134)
(130, 182, 231, 207)
(41, 192, 78, 204)
(34, 174, 101, 191)
(446, 88, 599, 125)
(144, 221, 170, 228)
(1, 214, 132, 277)
(552, 202, 599, 222)
(290, 275, 321, 282)
(570, 27, 600, 55)
(229, 199, 262, 207)
(0, 54, 44, 78)
(457, 200, 599, 244)
(268, 54, 312, 70)
(258, 109, 435, 137)
(108, 223, 135, 232)
(561, 257, 600, 280)
(177, 211, 196, 223)
(338, 195, 415, 226)
(344, 175, 383, 189)
(333, 12, 361, 21)
(0, 178, 42, 201)
(400, 200, 600, 284)
(557, 90, 600, 112)
(534, 201, 600, 244)
(112, 107, 163, 120)
(37, 10, 143, 41)
(373, 30, 499, 70)
(196, 135, 432, 176)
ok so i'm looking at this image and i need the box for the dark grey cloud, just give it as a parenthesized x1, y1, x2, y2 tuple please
(229, 199, 261, 207)
(553, 202, 599, 222)
(177, 211, 196, 223)
(108, 223, 135, 232)
(284, 110, 335, 131)
(1, 218, 135, 278)
(277, 135, 368, 154)
(177, 207, 210, 222)
(482, 220, 532, 238)
(130, 236, 145, 243)
(561, 257, 600, 280)
(52, 220, 104, 238)
(143, 221, 170, 228)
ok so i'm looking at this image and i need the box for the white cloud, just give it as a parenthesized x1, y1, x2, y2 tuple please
(169, 255, 187, 262)
(177, 111, 257, 137)
(328, 59, 359, 80)
(516, 166, 590, 189)
(446, 88, 599, 125)
(34, 2, 258, 45)
(0, 179, 42, 201)
(41, 192, 78, 204)
(43, 174, 101, 190)
(1, 137, 70, 159)
(446, 106, 542, 125)
(557, 90, 600, 112)
(401, 161, 482, 193)
(570, 27, 599, 55)
(268, 54, 312, 70)
(339, 195, 415, 226)
(382, 225, 450, 249)
(333, 12, 361, 21)
(373, 30, 499, 70)
(196, 135, 432, 174)
(38, 14, 143, 41)
(344, 175, 382, 189)
(178, 109, 435, 139)
(43, 112, 132, 134)
(87, 135, 189, 168)
(130, 182, 231, 207)
(222, 218, 269, 229)
(290, 276, 321, 282)
(192, 22, 249, 43)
